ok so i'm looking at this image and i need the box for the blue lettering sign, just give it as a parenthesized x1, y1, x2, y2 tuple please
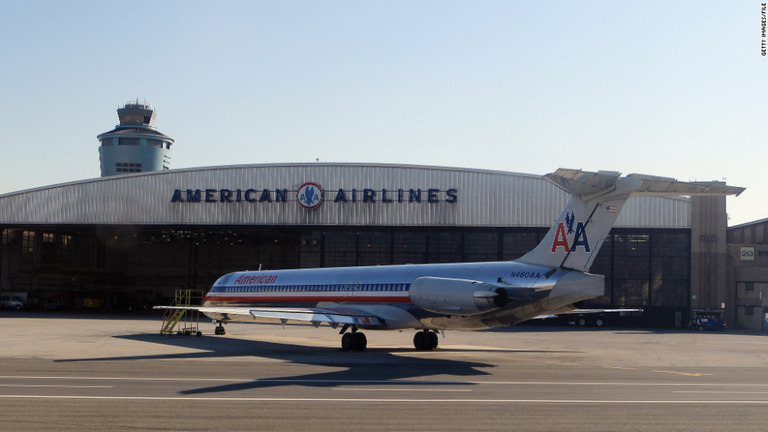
(446, 188, 458, 203)
(171, 189, 184, 202)
(187, 189, 201, 202)
(427, 188, 439, 203)
(363, 188, 375, 203)
(170, 186, 458, 205)
(381, 189, 393, 203)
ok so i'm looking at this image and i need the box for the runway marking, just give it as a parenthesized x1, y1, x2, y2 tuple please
(0, 395, 765, 404)
(0, 384, 112, 389)
(652, 370, 713, 377)
(1, 376, 766, 387)
(603, 366, 637, 371)
(332, 388, 472, 392)
(602, 366, 712, 376)
(673, 391, 768, 395)
(0, 375, 249, 383)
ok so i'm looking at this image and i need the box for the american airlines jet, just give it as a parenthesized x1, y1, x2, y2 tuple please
(156, 169, 743, 351)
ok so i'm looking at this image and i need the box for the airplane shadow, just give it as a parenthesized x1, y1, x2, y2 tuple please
(54, 332, 533, 395)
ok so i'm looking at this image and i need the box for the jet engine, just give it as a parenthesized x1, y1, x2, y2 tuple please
(409, 276, 508, 316)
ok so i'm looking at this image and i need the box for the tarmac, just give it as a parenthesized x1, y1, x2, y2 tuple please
(0, 310, 766, 432)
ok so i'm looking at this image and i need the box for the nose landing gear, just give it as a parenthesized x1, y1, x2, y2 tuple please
(214, 322, 226, 335)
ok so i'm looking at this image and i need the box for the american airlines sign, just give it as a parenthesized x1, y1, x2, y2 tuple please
(170, 183, 458, 208)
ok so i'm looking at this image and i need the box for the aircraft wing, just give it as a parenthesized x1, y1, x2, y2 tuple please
(247, 306, 384, 326)
(567, 308, 643, 314)
(533, 308, 643, 320)
(154, 305, 385, 327)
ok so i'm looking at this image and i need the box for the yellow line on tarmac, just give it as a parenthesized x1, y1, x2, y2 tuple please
(545, 361, 579, 366)
(652, 370, 713, 377)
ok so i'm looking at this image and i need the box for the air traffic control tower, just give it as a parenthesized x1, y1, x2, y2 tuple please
(97, 100, 174, 176)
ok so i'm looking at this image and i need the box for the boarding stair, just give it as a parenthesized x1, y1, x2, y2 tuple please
(160, 289, 204, 336)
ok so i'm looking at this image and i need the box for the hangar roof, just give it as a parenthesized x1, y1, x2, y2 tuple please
(0, 163, 690, 228)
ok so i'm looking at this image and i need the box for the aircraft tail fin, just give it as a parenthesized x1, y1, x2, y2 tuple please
(518, 169, 744, 272)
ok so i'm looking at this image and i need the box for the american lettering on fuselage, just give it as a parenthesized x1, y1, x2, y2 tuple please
(233, 274, 278, 285)
(156, 169, 745, 352)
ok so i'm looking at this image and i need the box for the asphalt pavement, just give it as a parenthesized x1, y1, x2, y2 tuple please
(0, 311, 766, 432)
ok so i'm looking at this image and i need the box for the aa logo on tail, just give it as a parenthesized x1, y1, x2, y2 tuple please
(551, 210, 591, 253)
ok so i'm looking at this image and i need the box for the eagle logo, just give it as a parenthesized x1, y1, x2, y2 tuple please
(297, 182, 323, 209)
(565, 210, 576, 234)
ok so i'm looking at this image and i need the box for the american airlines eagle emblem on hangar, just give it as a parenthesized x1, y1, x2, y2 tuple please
(297, 182, 323, 209)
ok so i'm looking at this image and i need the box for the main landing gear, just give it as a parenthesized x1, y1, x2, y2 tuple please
(338, 327, 440, 351)
(340, 326, 367, 351)
(413, 329, 439, 351)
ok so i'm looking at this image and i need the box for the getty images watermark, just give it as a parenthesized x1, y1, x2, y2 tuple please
(762, 3, 767, 56)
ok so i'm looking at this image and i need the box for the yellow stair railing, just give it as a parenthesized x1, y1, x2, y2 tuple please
(160, 290, 204, 336)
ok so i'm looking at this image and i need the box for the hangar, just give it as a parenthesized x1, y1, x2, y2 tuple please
(0, 163, 731, 328)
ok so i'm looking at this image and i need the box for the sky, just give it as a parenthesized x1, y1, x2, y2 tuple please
(0, 1, 766, 225)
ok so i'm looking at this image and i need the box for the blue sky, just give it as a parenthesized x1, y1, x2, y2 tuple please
(0, 1, 765, 224)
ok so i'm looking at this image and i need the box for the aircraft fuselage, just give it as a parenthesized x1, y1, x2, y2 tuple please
(202, 261, 604, 330)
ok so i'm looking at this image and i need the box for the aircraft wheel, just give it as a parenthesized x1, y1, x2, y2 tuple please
(427, 331, 439, 350)
(352, 333, 367, 351)
(414, 330, 438, 350)
(341, 333, 353, 351)
(413, 331, 427, 350)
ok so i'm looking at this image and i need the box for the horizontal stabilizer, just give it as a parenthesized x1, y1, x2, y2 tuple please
(627, 173, 745, 196)
(543, 169, 624, 198)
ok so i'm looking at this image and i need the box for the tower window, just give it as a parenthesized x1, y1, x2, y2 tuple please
(115, 163, 142, 173)
(119, 138, 140, 146)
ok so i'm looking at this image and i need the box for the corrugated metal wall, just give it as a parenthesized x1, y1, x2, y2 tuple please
(0, 164, 690, 228)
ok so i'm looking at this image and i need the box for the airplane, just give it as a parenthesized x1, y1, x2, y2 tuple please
(155, 168, 744, 351)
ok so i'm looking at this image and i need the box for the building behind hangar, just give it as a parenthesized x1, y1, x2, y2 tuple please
(726, 219, 768, 330)
(0, 163, 727, 328)
(97, 101, 174, 176)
